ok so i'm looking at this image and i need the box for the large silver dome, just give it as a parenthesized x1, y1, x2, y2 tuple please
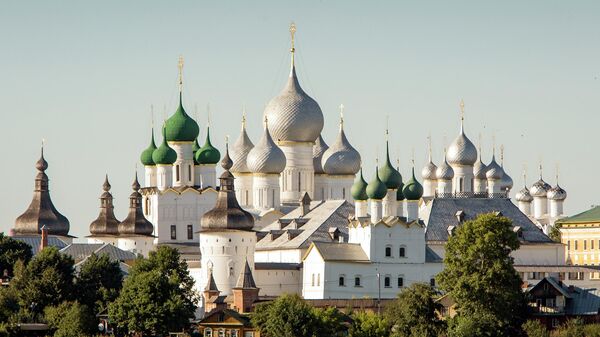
(421, 160, 438, 180)
(447, 128, 478, 166)
(247, 123, 286, 174)
(264, 66, 324, 143)
(486, 156, 504, 180)
(230, 119, 254, 173)
(547, 185, 567, 201)
(313, 134, 329, 174)
(530, 178, 551, 197)
(436, 157, 454, 180)
(322, 125, 361, 175)
(515, 186, 533, 202)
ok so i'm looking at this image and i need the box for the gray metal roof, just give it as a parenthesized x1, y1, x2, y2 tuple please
(60, 243, 137, 262)
(311, 241, 369, 262)
(423, 198, 552, 243)
(12, 235, 68, 255)
(256, 200, 352, 250)
(425, 246, 443, 262)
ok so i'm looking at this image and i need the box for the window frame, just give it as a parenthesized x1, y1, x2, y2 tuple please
(399, 246, 406, 258)
(385, 245, 392, 258)
(397, 276, 404, 288)
(170, 225, 177, 240)
(339, 274, 345, 287)
(187, 224, 193, 240)
(384, 275, 391, 288)
(354, 275, 362, 287)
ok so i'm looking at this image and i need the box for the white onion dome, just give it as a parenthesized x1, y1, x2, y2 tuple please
(485, 156, 504, 180)
(547, 185, 567, 201)
(247, 121, 286, 174)
(313, 135, 329, 174)
(530, 178, 551, 197)
(436, 156, 454, 181)
(473, 158, 488, 180)
(446, 126, 478, 166)
(322, 122, 361, 176)
(230, 118, 254, 173)
(264, 64, 324, 143)
(421, 160, 438, 180)
(515, 186, 533, 202)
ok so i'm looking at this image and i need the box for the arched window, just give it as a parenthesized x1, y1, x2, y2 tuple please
(218, 329, 225, 337)
(317, 273, 320, 286)
(384, 275, 391, 288)
(397, 276, 404, 287)
(298, 172, 301, 192)
(339, 275, 345, 287)
(430, 277, 436, 287)
(229, 267, 234, 277)
(188, 165, 192, 181)
(354, 275, 362, 287)
(385, 246, 392, 257)
(399, 246, 406, 258)
(204, 328, 212, 337)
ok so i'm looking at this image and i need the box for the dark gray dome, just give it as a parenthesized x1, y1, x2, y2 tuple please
(118, 174, 154, 236)
(230, 120, 254, 173)
(89, 175, 120, 236)
(486, 156, 504, 180)
(313, 135, 329, 174)
(547, 185, 567, 201)
(322, 125, 361, 176)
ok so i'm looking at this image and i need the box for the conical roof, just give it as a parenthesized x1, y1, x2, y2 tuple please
(322, 120, 361, 176)
(247, 121, 286, 174)
(313, 135, 329, 174)
(205, 269, 219, 292)
(140, 130, 157, 166)
(117, 174, 154, 236)
(351, 169, 368, 201)
(196, 126, 221, 165)
(165, 93, 200, 142)
(230, 116, 254, 173)
(235, 260, 257, 289)
(89, 175, 120, 236)
(14, 148, 70, 236)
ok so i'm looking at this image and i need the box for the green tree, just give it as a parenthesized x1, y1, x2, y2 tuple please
(522, 320, 549, 337)
(75, 253, 123, 316)
(109, 246, 197, 336)
(251, 294, 320, 337)
(0, 286, 19, 323)
(0, 233, 32, 276)
(548, 223, 562, 243)
(313, 306, 347, 337)
(553, 318, 584, 337)
(437, 213, 526, 337)
(383, 283, 445, 337)
(45, 301, 96, 337)
(10, 247, 74, 315)
(348, 311, 389, 337)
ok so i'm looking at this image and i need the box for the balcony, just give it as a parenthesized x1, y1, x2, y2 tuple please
(528, 303, 566, 315)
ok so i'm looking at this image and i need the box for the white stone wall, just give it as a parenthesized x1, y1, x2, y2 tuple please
(233, 173, 253, 208)
(156, 165, 172, 191)
(254, 249, 304, 264)
(144, 166, 157, 187)
(117, 236, 154, 257)
(198, 164, 217, 188)
(328, 175, 355, 202)
(382, 189, 397, 217)
(170, 142, 194, 187)
(452, 165, 474, 193)
(255, 268, 302, 296)
(313, 174, 329, 201)
(252, 174, 280, 211)
(533, 197, 549, 218)
(279, 143, 314, 203)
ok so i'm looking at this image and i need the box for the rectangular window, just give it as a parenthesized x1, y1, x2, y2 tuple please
(176, 165, 180, 181)
(399, 247, 406, 258)
(339, 275, 345, 287)
(311, 274, 315, 286)
(317, 274, 320, 286)
(384, 276, 391, 288)
(584, 240, 587, 250)
(187, 225, 193, 240)
(593, 240, 595, 250)
(188, 165, 192, 181)
(355, 276, 361, 287)
(385, 246, 392, 257)
(398, 277, 404, 287)
(567, 241, 571, 250)
(170, 225, 177, 240)
(568, 272, 584, 280)
(244, 332, 254, 337)
(430, 278, 436, 287)
(575, 240, 578, 250)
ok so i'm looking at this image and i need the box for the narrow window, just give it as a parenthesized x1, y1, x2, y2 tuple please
(399, 246, 406, 258)
(385, 246, 392, 257)
(144, 198, 150, 215)
(593, 240, 595, 250)
(204, 328, 212, 337)
(430, 278, 436, 287)
(342, 188, 346, 199)
(187, 225, 193, 240)
(384, 276, 391, 288)
(311, 274, 315, 286)
(170, 225, 177, 240)
(397, 276, 404, 287)
(317, 274, 320, 286)
(176, 165, 180, 181)
(354, 276, 361, 287)
(188, 165, 192, 181)
(575, 240, 579, 250)
(567, 240, 570, 250)
(298, 172, 301, 192)
(339, 275, 345, 287)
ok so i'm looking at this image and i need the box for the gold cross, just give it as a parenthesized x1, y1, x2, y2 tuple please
(459, 99, 465, 122)
(290, 22, 296, 53)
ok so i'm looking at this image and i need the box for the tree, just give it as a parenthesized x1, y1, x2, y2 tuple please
(0, 286, 19, 323)
(437, 213, 526, 337)
(383, 283, 445, 337)
(251, 294, 320, 337)
(0, 233, 32, 276)
(313, 306, 348, 337)
(522, 320, 549, 337)
(45, 301, 96, 337)
(75, 253, 123, 316)
(348, 311, 389, 337)
(10, 247, 74, 315)
(109, 246, 198, 336)
(548, 223, 562, 243)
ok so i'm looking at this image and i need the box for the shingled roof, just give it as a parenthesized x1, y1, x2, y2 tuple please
(557, 206, 600, 224)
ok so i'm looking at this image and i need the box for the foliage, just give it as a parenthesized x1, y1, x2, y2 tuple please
(437, 213, 526, 336)
(251, 294, 320, 337)
(522, 320, 549, 337)
(0, 286, 19, 323)
(109, 246, 197, 336)
(10, 247, 74, 315)
(75, 253, 123, 316)
(0, 233, 32, 276)
(548, 223, 562, 243)
(384, 283, 445, 337)
(582, 323, 600, 337)
(45, 301, 96, 337)
(551, 318, 584, 337)
(313, 306, 348, 337)
(348, 311, 390, 337)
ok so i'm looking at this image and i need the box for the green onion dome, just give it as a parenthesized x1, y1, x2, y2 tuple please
(366, 167, 387, 200)
(192, 138, 201, 165)
(165, 93, 200, 142)
(378, 142, 402, 189)
(140, 129, 157, 166)
(396, 165, 405, 201)
(351, 169, 369, 201)
(402, 168, 424, 201)
(152, 127, 177, 165)
(196, 127, 221, 165)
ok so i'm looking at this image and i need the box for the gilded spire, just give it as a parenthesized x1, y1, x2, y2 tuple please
(459, 99, 465, 133)
(289, 22, 296, 69)
(242, 105, 247, 129)
(522, 166, 528, 187)
(339, 103, 344, 129)
(500, 145, 505, 166)
(177, 55, 184, 93)
(539, 162, 543, 179)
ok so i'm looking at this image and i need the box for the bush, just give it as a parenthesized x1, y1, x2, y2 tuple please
(522, 320, 549, 337)
(583, 324, 600, 337)
(45, 301, 96, 337)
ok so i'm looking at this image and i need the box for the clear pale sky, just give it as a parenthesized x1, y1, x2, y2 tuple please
(1, 1, 599, 238)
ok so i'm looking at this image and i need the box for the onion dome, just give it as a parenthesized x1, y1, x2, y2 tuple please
(473, 158, 488, 180)
(515, 186, 533, 202)
(14, 147, 70, 236)
(351, 169, 368, 201)
(530, 178, 551, 197)
(230, 116, 254, 173)
(165, 93, 200, 142)
(196, 127, 221, 165)
(322, 118, 361, 176)
(201, 144, 255, 231)
(377, 140, 401, 188)
(192, 138, 201, 165)
(500, 170, 514, 191)
(152, 127, 177, 165)
(264, 32, 324, 143)
(447, 123, 477, 166)
(247, 121, 286, 174)
(89, 175, 120, 236)
(402, 168, 424, 201)
(547, 185, 567, 201)
(436, 155, 454, 181)
(140, 130, 157, 166)
(118, 174, 154, 236)
(313, 135, 329, 174)
(396, 163, 405, 201)
(485, 155, 504, 180)
(366, 167, 387, 200)
(421, 160, 438, 181)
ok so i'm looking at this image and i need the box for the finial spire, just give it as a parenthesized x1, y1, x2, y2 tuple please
(177, 55, 184, 93)
(150, 105, 154, 129)
(339, 104, 344, 129)
(263, 114, 268, 128)
(385, 114, 390, 141)
(459, 99, 465, 133)
(522, 165, 528, 187)
(539, 162, 543, 179)
(241, 106, 247, 129)
(289, 22, 296, 68)
(500, 145, 505, 166)
(492, 134, 496, 159)
(427, 134, 432, 162)
(477, 133, 483, 160)
(555, 163, 560, 184)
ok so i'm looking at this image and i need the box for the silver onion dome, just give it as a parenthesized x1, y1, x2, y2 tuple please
(530, 179, 551, 197)
(321, 122, 361, 175)
(447, 126, 478, 166)
(500, 170, 514, 191)
(436, 156, 454, 180)
(313, 135, 329, 174)
(486, 156, 504, 180)
(421, 161, 438, 180)
(515, 186, 533, 202)
(230, 117, 254, 173)
(247, 121, 286, 174)
(547, 185, 567, 201)
(264, 64, 324, 143)
(474, 159, 488, 180)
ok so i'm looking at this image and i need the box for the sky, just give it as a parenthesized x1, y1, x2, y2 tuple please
(1, 1, 599, 238)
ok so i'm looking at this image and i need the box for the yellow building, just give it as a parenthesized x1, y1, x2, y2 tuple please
(558, 206, 600, 267)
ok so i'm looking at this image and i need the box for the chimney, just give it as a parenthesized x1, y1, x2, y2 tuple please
(39, 225, 48, 251)
(300, 192, 311, 217)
